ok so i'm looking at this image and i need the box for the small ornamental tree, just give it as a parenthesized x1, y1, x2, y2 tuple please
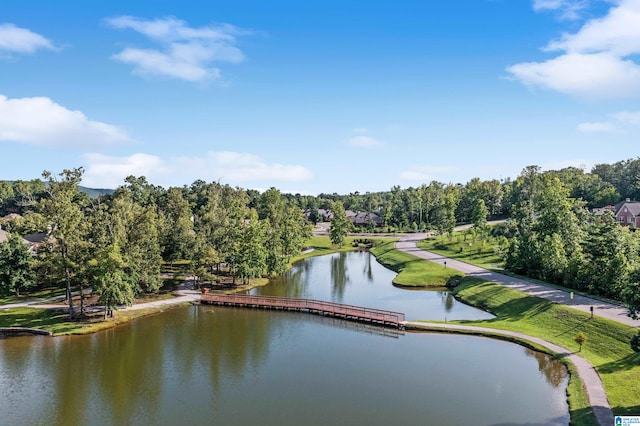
(575, 332, 587, 352)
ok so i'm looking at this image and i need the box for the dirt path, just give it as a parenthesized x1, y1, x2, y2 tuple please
(406, 321, 613, 426)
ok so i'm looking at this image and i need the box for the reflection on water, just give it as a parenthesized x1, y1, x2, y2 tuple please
(525, 348, 569, 388)
(0, 251, 570, 425)
(330, 252, 349, 301)
(0, 307, 569, 426)
(254, 251, 494, 321)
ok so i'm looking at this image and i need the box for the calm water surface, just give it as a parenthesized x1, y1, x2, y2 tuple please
(253, 251, 494, 321)
(0, 252, 569, 425)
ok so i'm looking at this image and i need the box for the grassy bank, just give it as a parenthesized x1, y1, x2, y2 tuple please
(0, 287, 68, 305)
(451, 277, 640, 419)
(0, 302, 194, 336)
(370, 240, 461, 287)
(0, 237, 359, 335)
(289, 235, 362, 264)
(417, 233, 503, 269)
(368, 242, 638, 423)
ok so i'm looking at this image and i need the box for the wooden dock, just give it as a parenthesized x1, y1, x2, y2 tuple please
(201, 294, 405, 328)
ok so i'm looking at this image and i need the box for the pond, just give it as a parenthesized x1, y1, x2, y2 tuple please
(252, 251, 494, 321)
(0, 252, 569, 425)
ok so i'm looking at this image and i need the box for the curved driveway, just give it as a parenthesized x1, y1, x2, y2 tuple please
(397, 234, 640, 328)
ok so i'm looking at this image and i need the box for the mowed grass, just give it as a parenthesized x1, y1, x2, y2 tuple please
(0, 301, 193, 336)
(452, 277, 640, 419)
(290, 235, 373, 264)
(370, 240, 461, 287)
(418, 233, 504, 270)
(0, 286, 67, 305)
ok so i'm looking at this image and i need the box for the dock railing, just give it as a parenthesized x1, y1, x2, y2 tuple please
(201, 293, 405, 327)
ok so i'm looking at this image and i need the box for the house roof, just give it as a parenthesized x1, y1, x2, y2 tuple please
(614, 201, 640, 217)
(352, 211, 383, 225)
(22, 233, 48, 244)
(592, 205, 615, 215)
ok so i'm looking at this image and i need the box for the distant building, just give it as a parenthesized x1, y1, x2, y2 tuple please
(351, 211, 383, 227)
(613, 199, 640, 227)
(592, 205, 615, 215)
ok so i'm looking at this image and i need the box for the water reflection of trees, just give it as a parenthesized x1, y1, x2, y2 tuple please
(524, 348, 568, 388)
(363, 253, 374, 282)
(438, 291, 455, 313)
(253, 263, 309, 299)
(331, 252, 350, 301)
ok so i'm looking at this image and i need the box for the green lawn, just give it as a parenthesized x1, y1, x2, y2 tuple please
(0, 286, 68, 305)
(370, 240, 461, 287)
(289, 235, 378, 264)
(451, 277, 640, 420)
(418, 233, 504, 269)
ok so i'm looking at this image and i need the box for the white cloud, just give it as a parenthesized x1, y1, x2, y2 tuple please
(509, 0, 640, 98)
(0, 23, 56, 54)
(348, 135, 382, 148)
(83, 151, 313, 188)
(508, 52, 640, 99)
(105, 16, 247, 83)
(576, 121, 619, 132)
(0, 95, 133, 147)
(533, 0, 589, 20)
(351, 127, 369, 133)
(83, 153, 168, 188)
(545, 0, 640, 56)
(611, 110, 640, 124)
(400, 165, 459, 182)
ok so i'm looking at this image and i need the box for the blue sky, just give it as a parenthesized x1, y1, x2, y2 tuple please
(1, 0, 639, 194)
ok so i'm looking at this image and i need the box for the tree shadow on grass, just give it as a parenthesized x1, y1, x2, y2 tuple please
(597, 352, 640, 374)
(566, 405, 603, 426)
(612, 404, 640, 417)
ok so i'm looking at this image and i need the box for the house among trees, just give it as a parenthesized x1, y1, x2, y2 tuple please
(614, 199, 640, 227)
(351, 211, 383, 227)
(0, 224, 49, 254)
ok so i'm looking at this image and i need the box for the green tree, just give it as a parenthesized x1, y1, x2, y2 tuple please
(576, 213, 631, 297)
(0, 181, 14, 214)
(0, 233, 36, 296)
(89, 243, 135, 318)
(160, 187, 196, 265)
(329, 201, 349, 247)
(108, 191, 163, 293)
(234, 209, 267, 284)
(281, 204, 312, 261)
(574, 332, 587, 352)
(40, 168, 87, 317)
(471, 198, 488, 240)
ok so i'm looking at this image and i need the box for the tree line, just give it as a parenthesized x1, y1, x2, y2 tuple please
(2, 157, 640, 320)
(0, 170, 311, 318)
(503, 165, 640, 319)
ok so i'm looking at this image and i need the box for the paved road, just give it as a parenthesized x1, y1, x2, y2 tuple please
(396, 235, 640, 328)
(406, 321, 613, 426)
